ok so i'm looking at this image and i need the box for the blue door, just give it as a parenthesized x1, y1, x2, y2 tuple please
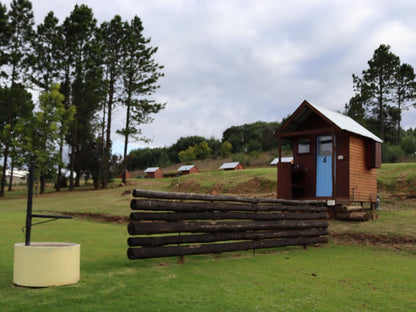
(316, 135, 333, 197)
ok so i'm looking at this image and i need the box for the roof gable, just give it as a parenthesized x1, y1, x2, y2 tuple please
(278, 100, 382, 143)
(219, 162, 241, 170)
(144, 167, 160, 173)
(178, 165, 196, 171)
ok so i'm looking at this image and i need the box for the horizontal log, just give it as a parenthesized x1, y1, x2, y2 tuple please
(335, 212, 369, 221)
(129, 211, 328, 222)
(127, 236, 329, 259)
(127, 220, 328, 235)
(132, 189, 326, 205)
(130, 199, 327, 213)
(128, 228, 329, 247)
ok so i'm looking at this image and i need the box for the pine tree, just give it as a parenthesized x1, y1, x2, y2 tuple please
(0, 0, 34, 197)
(118, 16, 165, 184)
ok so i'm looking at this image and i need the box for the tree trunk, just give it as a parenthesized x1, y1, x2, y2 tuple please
(7, 157, 14, 192)
(102, 77, 115, 188)
(56, 143, 63, 191)
(0, 143, 10, 197)
(69, 120, 78, 190)
(40, 174, 45, 194)
(122, 97, 131, 185)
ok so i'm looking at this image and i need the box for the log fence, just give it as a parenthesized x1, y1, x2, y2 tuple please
(127, 189, 329, 260)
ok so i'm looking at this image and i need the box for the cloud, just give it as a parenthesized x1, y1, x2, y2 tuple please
(14, 0, 416, 152)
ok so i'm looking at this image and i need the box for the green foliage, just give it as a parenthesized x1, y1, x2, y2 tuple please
(347, 44, 416, 144)
(178, 141, 212, 163)
(382, 143, 405, 163)
(401, 133, 416, 155)
(29, 84, 73, 193)
(222, 121, 280, 153)
(220, 140, 232, 158)
(178, 145, 197, 163)
(194, 141, 212, 159)
(127, 147, 171, 170)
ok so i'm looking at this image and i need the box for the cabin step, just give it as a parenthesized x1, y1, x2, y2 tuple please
(340, 205, 363, 212)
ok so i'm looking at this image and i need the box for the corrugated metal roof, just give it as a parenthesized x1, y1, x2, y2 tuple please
(270, 157, 293, 165)
(219, 162, 240, 170)
(279, 100, 382, 143)
(307, 102, 383, 143)
(144, 167, 160, 173)
(178, 165, 195, 171)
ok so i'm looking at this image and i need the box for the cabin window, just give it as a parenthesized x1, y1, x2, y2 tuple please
(318, 136, 332, 156)
(298, 139, 310, 154)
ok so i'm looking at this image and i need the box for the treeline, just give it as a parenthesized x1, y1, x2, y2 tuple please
(345, 44, 416, 162)
(127, 121, 280, 170)
(0, 0, 164, 196)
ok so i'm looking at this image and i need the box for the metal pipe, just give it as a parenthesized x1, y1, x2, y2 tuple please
(25, 162, 34, 246)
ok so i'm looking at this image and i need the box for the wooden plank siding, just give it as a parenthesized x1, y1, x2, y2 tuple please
(349, 135, 377, 202)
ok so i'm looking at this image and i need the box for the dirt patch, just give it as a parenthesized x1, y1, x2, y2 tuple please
(228, 177, 275, 195)
(330, 232, 416, 249)
(173, 180, 201, 193)
(62, 212, 130, 224)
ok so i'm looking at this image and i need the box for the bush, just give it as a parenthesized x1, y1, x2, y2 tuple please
(401, 134, 416, 155)
(382, 144, 405, 163)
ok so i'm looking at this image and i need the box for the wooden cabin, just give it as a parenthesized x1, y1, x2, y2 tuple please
(219, 162, 245, 170)
(177, 165, 199, 175)
(144, 167, 164, 179)
(275, 100, 382, 214)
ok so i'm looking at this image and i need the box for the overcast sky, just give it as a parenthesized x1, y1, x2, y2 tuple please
(9, 0, 416, 154)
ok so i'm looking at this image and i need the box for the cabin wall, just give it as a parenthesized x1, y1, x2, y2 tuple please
(335, 131, 349, 199)
(349, 135, 377, 202)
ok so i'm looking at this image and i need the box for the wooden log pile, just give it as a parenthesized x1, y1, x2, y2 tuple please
(127, 190, 329, 260)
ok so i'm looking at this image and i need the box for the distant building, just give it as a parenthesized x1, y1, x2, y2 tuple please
(270, 157, 293, 166)
(144, 167, 163, 179)
(117, 170, 131, 179)
(219, 162, 245, 170)
(5, 169, 28, 184)
(177, 165, 199, 175)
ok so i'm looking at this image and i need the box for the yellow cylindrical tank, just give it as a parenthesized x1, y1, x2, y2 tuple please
(13, 242, 80, 287)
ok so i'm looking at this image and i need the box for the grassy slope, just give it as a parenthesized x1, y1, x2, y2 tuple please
(1, 163, 416, 311)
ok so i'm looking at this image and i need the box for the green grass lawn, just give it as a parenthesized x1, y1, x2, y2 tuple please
(1, 164, 416, 311)
(1, 210, 416, 311)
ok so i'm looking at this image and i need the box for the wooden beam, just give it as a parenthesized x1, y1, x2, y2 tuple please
(130, 199, 328, 212)
(127, 236, 329, 259)
(131, 189, 327, 205)
(127, 220, 329, 235)
(129, 211, 328, 222)
(128, 228, 329, 247)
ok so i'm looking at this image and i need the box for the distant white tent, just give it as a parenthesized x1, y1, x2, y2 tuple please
(5, 169, 29, 178)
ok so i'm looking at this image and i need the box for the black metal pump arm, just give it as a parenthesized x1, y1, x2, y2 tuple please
(24, 162, 72, 246)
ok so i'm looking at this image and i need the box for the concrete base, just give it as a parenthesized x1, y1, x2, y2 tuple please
(13, 242, 80, 287)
